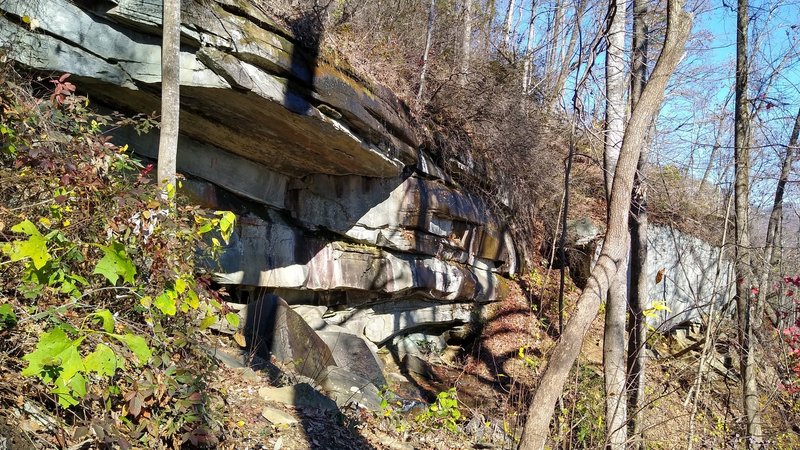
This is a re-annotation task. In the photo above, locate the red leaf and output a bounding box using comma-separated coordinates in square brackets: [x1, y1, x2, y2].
[58, 73, 71, 82]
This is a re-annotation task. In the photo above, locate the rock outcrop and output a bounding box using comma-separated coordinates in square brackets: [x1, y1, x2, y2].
[645, 225, 733, 330]
[0, 0, 516, 406]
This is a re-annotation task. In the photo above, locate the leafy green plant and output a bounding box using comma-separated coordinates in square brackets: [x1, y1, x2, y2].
[415, 388, 462, 433]
[378, 388, 409, 432]
[0, 69, 239, 446]
[21, 315, 151, 407]
[0, 304, 17, 330]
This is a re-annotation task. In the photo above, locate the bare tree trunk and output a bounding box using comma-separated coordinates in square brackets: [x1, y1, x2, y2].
[417, 0, 436, 103]
[603, 0, 625, 199]
[733, 0, 762, 444]
[549, 0, 587, 108]
[602, 0, 628, 446]
[605, 270, 629, 449]
[699, 91, 734, 189]
[518, 1, 692, 447]
[755, 106, 800, 322]
[460, 0, 473, 87]
[686, 194, 734, 450]
[626, 0, 650, 444]
[503, 0, 517, 49]
[522, 0, 536, 95]
[545, 0, 563, 89]
[157, 0, 181, 190]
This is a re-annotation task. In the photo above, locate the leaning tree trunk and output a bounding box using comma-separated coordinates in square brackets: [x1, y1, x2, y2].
[756, 106, 800, 323]
[157, 0, 181, 190]
[699, 91, 734, 190]
[733, 0, 762, 444]
[550, 0, 588, 108]
[626, 0, 650, 445]
[602, 0, 628, 445]
[518, 1, 692, 448]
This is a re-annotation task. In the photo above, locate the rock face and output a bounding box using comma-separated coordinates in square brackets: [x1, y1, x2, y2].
[573, 222, 734, 331]
[0, 0, 418, 178]
[0, 0, 515, 401]
[645, 225, 734, 330]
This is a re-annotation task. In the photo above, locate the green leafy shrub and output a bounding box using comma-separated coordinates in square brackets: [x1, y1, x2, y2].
[0, 67, 238, 447]
[415, 388, 463, 433]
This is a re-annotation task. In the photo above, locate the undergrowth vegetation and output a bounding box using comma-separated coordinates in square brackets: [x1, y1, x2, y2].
[0, 67, 239, 448]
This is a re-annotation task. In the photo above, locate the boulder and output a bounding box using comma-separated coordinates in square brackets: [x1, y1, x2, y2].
[316, 331, 386, 387]
[318, 367, 382, 410]
[645, 225, 733, 330]
[0, 0, 526, 402]
[243, 295, 334, 381]
[557, 217, 602, 288]
[390, 333, 447, 360]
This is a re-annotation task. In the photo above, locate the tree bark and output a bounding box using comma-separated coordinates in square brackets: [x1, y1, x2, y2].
[503, 0, 517, 49]
[417, 0, 436, 103]
[756, 106, 800, 322]
[157, 0, 181, 190]
[626, 0, 650, 444]
[603, 0, 625, 199]
[699, 91, 734, 190]
[522, 0, 536, 95]
[518, 1, 692, 448]
[604, 266, 628, 449]
[460, 0, 472, 87]
[549, 0, 588, 108]
[602, 0, 628, 446]
[733, 0, 762, 444]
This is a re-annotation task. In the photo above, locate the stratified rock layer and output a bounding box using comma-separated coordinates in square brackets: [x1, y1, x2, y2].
[0, 0, 516, 395]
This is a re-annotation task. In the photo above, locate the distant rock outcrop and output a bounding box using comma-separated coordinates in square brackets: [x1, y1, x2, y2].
[0, 0, 516, 402]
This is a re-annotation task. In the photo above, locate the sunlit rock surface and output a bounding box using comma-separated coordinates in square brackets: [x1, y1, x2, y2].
[0, 0, 517, 395]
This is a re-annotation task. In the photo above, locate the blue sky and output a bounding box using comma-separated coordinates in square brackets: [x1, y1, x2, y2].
[652, 0, 800, 204]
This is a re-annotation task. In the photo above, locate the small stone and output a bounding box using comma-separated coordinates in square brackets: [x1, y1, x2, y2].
[258, 383, 339, 411]
[261, 407, 298, 425]
[240, 368, 260, 382]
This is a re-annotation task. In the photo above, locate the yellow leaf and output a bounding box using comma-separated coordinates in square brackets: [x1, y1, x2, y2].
[22, 15, 31, 24]
[185, 290, 200, 309]
[233, 332, 247, 348]
[199, 314, 217, 330]
[140, 296, 152, 309]
[38, 217, 51, 228]
[175, 277, 187, 294]
[62, 219, 71, 227]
